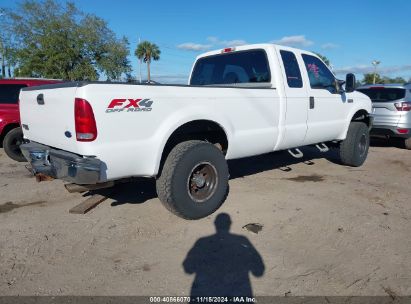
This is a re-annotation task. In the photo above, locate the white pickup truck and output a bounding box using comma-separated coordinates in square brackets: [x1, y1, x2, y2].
[19, 44, 373, 219]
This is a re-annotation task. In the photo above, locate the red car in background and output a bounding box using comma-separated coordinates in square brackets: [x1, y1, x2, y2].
[0, 78, 61, 161]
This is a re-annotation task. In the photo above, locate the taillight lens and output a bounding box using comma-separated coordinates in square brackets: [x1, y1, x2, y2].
[397, 128, 409, 134]
[394, 102, 411, 111]
[74, 98, 97, 141]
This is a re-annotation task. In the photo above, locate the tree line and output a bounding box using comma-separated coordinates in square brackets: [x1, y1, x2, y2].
[361, 73, 409, 85]
[0, 0, 160, 82]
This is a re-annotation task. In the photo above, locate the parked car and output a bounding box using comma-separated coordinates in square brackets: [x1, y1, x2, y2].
[19, 44, 372, 219]
[357, 83, 411, 149]
[0, 78, 61, 161]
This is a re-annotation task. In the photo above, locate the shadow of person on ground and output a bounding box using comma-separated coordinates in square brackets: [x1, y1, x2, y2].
[183, 213, 265, 297]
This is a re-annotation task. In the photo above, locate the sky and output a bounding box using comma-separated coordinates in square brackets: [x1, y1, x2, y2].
[2, 0, 411, 83]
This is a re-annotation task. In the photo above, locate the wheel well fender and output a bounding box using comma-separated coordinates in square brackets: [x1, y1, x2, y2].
[155, 119, 229, 176]
[339, 109, 372, 140]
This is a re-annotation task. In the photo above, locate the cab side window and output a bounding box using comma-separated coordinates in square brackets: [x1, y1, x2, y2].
[280, 50, 303, 88]
[302, 54, 336, 93]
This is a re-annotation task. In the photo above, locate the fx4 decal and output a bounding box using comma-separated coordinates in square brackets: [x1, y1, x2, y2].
[106, 98, 153, 113]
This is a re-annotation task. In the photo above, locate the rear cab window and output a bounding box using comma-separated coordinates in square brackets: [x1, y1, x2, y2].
[0, 84, 28, 104]
[190, 49, 271, 85]
[357, 88, 406, 102]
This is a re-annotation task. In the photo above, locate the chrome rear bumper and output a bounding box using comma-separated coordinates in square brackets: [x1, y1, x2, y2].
[20, 142, 102, 184]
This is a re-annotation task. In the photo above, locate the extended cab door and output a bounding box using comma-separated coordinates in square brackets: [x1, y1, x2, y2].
[300, 54, 348, 145]
[276, 49, 308, 149]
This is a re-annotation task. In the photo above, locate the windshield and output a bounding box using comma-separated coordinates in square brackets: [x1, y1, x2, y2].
[357, 88, 406, 102]
[190, 50, 271, 85]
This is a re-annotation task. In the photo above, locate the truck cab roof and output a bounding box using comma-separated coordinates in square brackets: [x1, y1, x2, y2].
[196, 43, 318, 60]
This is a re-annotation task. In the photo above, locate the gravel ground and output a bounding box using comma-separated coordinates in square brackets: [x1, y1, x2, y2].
[0, 140, 410, 296]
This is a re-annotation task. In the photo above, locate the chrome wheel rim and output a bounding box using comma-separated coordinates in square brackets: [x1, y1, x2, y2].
[187, 162, 218, 203]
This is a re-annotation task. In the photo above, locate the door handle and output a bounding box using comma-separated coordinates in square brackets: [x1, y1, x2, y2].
[309, 96, 315, 109]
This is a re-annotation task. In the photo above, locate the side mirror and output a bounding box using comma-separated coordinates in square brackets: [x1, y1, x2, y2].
[345, 73, 356, 93]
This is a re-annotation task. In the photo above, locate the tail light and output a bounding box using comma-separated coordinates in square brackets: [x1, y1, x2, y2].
[74, 98, 97, 141]
[394, 102, 411, 111]
[397, 128, 409, 134]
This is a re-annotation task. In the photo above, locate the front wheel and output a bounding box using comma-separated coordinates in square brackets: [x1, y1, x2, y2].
[156, 140, 229, 220]
[339, 122, 370, 167]
[3, 127, 27, 162]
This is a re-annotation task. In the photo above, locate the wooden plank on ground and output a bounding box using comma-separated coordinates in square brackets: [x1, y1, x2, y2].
[69, 194, 108, 214]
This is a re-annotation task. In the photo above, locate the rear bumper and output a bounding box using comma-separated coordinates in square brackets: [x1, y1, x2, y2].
[371, 125, 411, 139]
[20, 142, 103, 184]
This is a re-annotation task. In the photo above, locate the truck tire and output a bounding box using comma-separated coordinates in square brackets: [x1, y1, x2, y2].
[404, 138, 411, 150]
[339, 122, 369, 167]
[156, 140, 229, 219]
[3, 127, 27, 162]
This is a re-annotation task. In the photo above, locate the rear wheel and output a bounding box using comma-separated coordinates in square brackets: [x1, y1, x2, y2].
[339, 122, 370, 167]
[156, 140, 229, 220]
[3, 127, 26, 162]
[404, 138, 411, 150]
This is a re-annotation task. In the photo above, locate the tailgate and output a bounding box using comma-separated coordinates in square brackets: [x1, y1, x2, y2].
[19, 85, 79, 153]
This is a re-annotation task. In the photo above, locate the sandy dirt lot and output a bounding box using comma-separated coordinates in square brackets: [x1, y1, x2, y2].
[0, 140, 410, 297]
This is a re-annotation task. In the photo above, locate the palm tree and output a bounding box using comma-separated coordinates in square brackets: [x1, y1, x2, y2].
[135, 41, 160, 82]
